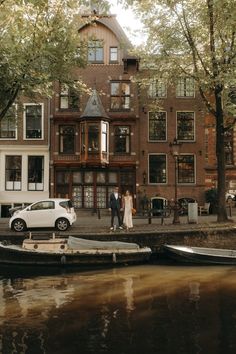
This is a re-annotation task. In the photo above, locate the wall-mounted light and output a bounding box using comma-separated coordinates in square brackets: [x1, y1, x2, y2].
[143, 171, 147, 185]
[142, 150, 145, 156]
[142, 106, 147, 114]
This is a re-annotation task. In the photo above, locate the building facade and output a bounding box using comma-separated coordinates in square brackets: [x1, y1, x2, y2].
[49, 15, 207, 211]
[1, 13, 234, 217]
[0, 97, 50, 217]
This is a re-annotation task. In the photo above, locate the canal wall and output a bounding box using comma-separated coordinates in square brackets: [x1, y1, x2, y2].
[3, 227, 236, 257]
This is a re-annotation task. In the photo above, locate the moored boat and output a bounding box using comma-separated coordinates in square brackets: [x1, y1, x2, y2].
[0, 234, 152, 267]
[163, 244, 236, 265]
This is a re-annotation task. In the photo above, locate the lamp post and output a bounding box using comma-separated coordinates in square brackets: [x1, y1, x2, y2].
[169, 138, 182, 224]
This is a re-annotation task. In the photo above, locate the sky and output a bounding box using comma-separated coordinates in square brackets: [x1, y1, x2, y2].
[108, 0, 144, 45]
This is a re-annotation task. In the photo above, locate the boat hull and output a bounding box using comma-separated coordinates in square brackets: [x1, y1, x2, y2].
[0, 243, 151, 267]
[163, 244, 236, 265]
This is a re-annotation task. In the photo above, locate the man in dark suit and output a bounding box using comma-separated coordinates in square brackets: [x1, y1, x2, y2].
[109, 186, 123, 230]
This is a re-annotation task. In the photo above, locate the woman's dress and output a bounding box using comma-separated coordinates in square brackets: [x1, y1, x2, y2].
[123, 196, 133, 228]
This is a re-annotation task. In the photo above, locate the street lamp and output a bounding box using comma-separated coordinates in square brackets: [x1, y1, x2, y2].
[169, 138, 182, 224]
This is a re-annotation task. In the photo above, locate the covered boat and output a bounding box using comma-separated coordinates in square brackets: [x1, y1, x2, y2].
[0, 234, 151, 267]
[163, 244, 236, 265]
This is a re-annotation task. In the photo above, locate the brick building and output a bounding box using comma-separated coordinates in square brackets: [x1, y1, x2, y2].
[49, 14, 208, 211]
[2, 13, 233, 217]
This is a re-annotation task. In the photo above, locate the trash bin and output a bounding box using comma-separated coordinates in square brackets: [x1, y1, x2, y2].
[188, 202, 198, 223]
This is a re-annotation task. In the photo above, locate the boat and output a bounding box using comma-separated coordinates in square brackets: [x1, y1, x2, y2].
[0, 234, 152, 267]
[163, 244, 236, 265]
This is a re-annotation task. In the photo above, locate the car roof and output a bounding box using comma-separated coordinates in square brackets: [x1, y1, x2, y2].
[31, 198, 70, 203]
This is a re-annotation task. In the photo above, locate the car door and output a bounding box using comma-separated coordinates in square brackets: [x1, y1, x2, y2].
[25, 201, 55, 228]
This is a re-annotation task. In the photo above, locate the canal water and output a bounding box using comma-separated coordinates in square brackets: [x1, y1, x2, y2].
[1, 264, 236, 354]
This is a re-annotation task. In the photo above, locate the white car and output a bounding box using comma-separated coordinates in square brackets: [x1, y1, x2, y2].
[9, 199, 77, 232]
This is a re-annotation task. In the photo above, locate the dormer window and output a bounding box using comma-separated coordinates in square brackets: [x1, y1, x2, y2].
[88, 40, 104, 63]
[110, 47, 118, 63]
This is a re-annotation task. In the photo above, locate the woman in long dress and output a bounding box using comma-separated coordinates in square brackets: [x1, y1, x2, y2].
[123, 190, 133, 230]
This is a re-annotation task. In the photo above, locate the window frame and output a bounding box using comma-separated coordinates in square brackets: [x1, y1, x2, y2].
[148, 154, 167, 184]
[176, 77, 195, 97]
[59, 83, 79, 111]
[114, 126, 131, 155]
[28, 156, 44, 191]
[109, 47, 118, 63]
[148, 79, 167, 98]
[177, 154, 195, 184]
[176, 111, 195, 141]
[88, 40, 104, 63]
[23, 103, 43, 140]
[148, 111, 167, 141]
[59, 125, 76, 154]
[110, 81, 131, 111]
[5, 155, 22, 191]
[0, 104, 17, 140]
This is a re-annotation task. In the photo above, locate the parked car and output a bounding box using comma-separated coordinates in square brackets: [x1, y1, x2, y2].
[9, 199, 77, 232]
[178, 197, 197, 215]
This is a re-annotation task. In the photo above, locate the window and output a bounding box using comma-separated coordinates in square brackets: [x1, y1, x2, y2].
[5, 156, 21, 190]
[24, 104, 42, 139]
[149, 155, 167, 183]
[149, 112, 167, 141]
[177, 112, 195, 141]
[88, 40, 103, 63]
[0, 105, 17, 139]
[88, 125, 99, 153]
[60, 84, 79, 110]
[28, 156, 44, 191]
[148, 79, 166, 98]
[176, 77, 195, 97]
[114, 126, 130, 154]
[31, 201, 54, 210]
[110, 81, 130, 110]
[59, 126, 75, 154]
[178, 155, 195, 183]
[102, 122, 108, 152]
[225, 130, 233, 165]
[110, 47, 118, 62]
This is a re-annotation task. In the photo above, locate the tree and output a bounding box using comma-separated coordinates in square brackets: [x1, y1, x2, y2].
[121, 0, 236, 222]
[0, 0, 110, 120]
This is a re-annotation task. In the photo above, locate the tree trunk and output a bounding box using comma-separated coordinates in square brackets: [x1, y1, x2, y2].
[215, 88, 228, 222]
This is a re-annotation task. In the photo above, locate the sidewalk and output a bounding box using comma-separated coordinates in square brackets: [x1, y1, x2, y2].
[0, 209, 235, 236]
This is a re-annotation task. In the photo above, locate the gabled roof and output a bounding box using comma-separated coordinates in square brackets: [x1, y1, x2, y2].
[80, 89, 109, 119]
[80, 15, 132, 55]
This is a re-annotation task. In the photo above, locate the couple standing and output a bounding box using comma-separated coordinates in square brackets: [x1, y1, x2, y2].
[109, 186, 133, 231]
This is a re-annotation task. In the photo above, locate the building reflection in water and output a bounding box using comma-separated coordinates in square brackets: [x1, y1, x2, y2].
[0, 265, 236, 353]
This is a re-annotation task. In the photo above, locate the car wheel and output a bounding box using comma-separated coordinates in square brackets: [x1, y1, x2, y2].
[12, 219, 26, 232]
[55, 218, 69, 231]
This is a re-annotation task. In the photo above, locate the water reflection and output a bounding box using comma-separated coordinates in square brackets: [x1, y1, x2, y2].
[1, 265, 236, 353]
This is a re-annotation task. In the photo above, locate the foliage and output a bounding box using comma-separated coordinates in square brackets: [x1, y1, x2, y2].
[121, 0, 236, 222]
[0, 0, 109, 120]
